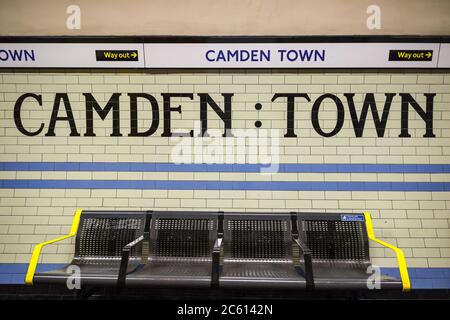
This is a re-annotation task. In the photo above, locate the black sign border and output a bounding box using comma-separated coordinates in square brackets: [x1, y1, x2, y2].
[0, 35, 449, 43]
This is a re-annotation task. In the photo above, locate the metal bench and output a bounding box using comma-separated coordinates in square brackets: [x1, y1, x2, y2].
[25, 210, 147, 286]
[216, 212, 313, 289]
[25, 209, 409, 292]
[296, 212, 410, 291]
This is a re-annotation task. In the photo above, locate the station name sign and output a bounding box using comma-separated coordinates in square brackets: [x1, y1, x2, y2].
[13, 92, 436, 139]
[0, 42, 449, 68]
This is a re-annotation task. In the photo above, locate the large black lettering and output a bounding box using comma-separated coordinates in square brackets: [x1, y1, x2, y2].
[84, 93, 122, 137]
[271, 93, 311, 137]
[14, 93, 44, 136]
[198, 93, 233, 137]
[128, 93, 160, 137]
[345, 93, 396, 137]
[311, 94, 344, 137]
[160, 93, 194, 137]
[45, 93, 80, 136]
[399, 93, 435, 138]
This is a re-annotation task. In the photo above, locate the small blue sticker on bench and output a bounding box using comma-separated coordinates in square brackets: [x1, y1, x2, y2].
[340, 214, 364, 222]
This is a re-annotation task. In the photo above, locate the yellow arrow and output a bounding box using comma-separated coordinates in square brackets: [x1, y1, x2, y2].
[426, 52, 432, 58]
[131, 52, 137, 58]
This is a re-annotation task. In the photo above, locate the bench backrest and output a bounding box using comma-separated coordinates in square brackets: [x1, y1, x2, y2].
[74, 211, 147, 264]
[149, 211, 218, 262]
[296, 213, 370, 265]
[223, 213, 293, 263]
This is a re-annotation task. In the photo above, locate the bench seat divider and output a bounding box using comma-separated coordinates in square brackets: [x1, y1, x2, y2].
[118, 212, 153, 287]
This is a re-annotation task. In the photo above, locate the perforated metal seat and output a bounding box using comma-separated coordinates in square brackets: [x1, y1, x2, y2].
[218, 213, 307, 289]
[124, 212, 218, 287]
[33, 211, 146, 286]
[297, 213, 402, 290]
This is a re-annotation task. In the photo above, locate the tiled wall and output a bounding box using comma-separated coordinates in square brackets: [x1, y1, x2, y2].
[0, 69, 449, 268]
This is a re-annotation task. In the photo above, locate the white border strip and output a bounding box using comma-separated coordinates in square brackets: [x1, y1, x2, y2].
[0, 42, 447, 68]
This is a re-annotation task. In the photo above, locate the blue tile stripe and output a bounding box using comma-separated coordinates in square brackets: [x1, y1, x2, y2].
[1, 162, 450, 191]
[1, 179, 450, 191]
[0, 263, 65, 285]
[1, 264, 449, 289]
[1, 162, 450, 173]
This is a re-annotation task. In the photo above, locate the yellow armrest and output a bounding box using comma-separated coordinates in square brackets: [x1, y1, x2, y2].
[25, 209, 83, 285]
[364, 212, 411, 292]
